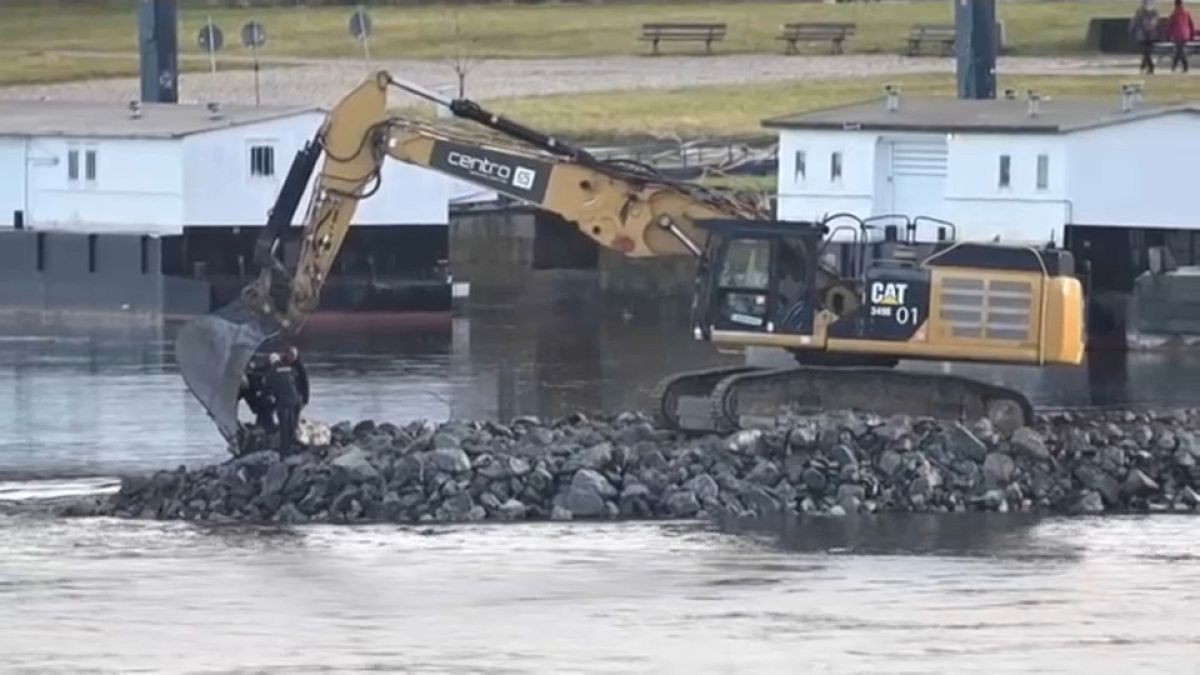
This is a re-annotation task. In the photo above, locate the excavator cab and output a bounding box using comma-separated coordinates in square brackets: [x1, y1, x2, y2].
[692, 219, 829, 342]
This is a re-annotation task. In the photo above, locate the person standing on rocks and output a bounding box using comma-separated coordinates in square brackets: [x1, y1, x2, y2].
[1167, 0, 1196, 72]
[1132, 0, 1160, 74]
[265, 350, 302, 452]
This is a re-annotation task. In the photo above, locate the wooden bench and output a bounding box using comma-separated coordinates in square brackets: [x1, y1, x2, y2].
[1152, 40, 1200, 66]
[777, 22, 857, 55]
[907, 24, 956, 56]
[639, 22, 727, 55]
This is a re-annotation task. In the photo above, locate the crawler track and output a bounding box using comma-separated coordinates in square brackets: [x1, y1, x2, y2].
[652, 365, 1035, 434]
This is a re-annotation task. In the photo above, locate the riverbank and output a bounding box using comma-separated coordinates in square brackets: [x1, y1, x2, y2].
[66, 406, 1200, 525]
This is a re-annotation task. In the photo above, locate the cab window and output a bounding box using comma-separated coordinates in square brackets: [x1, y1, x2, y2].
[718, 238, 771, 288]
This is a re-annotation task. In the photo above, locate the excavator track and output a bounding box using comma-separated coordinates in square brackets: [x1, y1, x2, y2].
[707, 366, 1035, 434]
[651, 365, 763, 433]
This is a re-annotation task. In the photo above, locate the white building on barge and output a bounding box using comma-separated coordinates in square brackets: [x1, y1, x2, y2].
[0, 99, 470, 317]
[762, 88, 1200, 345]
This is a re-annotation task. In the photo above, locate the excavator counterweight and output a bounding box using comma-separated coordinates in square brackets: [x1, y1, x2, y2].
[174, 70, 1085, 452]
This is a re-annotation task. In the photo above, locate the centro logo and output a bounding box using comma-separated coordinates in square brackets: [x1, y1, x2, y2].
[447, 151, 512, 182]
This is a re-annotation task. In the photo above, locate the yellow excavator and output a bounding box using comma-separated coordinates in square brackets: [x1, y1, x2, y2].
[174, 71, 1085, 450]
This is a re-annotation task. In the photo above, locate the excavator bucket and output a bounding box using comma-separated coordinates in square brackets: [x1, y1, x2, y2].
[174, 298, 283, 443]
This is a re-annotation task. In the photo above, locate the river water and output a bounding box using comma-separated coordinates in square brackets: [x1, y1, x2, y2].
[3, 301, 1200, 673]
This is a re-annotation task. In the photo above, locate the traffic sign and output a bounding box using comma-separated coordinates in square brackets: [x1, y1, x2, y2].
[198, 23, 224, 53]
[349, 7, 372, 40]
[241, 20, 266, 49]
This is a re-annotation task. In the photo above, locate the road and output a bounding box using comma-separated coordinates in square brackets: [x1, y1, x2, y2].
[0, 52, 1136, 106]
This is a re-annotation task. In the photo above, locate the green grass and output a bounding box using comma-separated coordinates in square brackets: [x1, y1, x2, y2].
[0, 0, 1132, 69]
[467, 73, 1200, 142]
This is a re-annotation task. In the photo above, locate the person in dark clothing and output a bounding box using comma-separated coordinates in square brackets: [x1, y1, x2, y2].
[1132, 0, 1160, 74]
[238, 356, 276, 432]
[266, 351, 302, 452]
[1167, 0, 1196, 71]
[286, 346, 310, 407]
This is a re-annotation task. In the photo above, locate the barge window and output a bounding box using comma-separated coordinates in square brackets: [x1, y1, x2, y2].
[998, 154, 1011, 188]
[830, 151, 843, 183]
[67, 149, 79, 181]
[250, 145, 275, 177]
[1036, 154, 1049, 190]
[794, 151, 806, 181]
[85, 150, 97, 181]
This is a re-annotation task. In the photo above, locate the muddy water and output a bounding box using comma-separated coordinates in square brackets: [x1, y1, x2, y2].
[4, 303, 1200, 672]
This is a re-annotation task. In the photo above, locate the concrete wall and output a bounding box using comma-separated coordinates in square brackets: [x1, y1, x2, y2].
[0, 230, 208, 318]
[1, 135, 184, 232]
[1068, 112, 1200, 229]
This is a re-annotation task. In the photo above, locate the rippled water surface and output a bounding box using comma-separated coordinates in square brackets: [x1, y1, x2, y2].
[2, 513, 1200, 673]
[4, 304, 1200, 672]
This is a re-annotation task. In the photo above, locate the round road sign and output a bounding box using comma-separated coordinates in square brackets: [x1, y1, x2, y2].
[198, 23, 224, 53]
[241, 20, 266, 49]
[349, 8, 372, 40]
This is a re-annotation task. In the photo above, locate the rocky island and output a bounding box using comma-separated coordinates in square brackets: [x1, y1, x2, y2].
[63, 406, 1200, 526]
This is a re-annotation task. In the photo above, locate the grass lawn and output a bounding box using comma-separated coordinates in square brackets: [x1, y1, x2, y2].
[0, 1, 1132, 71]
[468, 73, 1200, 143]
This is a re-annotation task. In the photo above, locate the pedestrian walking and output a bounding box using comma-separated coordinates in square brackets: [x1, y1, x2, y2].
[1132, 0, 1160, 73]
[1167, 0, 1196, 72]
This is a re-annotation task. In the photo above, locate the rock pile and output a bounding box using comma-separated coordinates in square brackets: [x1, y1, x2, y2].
[90, 408, 1200, 525]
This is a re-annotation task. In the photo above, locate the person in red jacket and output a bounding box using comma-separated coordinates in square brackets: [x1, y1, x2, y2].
[1167, 0, 1196, 71]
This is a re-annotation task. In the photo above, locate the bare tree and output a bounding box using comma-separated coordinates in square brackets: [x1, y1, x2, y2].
[446, 11, 481, 99]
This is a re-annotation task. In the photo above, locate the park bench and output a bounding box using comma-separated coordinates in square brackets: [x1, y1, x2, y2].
[777, 22, 857, 55]
[639, 22, 727, 55]
[907, 24, 956, 56]
[1152, 40, 1200, 66]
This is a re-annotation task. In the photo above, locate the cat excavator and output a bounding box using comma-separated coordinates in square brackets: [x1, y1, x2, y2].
[174, 70, 1086, 450]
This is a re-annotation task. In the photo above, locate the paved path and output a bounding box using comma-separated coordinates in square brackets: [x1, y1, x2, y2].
[0, 53, 1137, 106]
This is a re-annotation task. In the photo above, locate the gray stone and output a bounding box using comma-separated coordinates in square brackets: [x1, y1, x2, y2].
[727, 429, 763, 454]
[498, 498, 527, 520]
[829, 444, 858, 466]
[801, 467, 827, 493]
[1078, 490, 1105, 513]
[1121, 469, 1159, 497]
[838, 494, 862, 514]
[567, 442, 613, 472]
[261, 461, 289, 498]
[430, 447, 471, 474]
[479, 492, 503, 512]
[946, 423, 989, 462]
[836, 483, 865, 502]
[828, 504, 847, 517]
[440, 492, 475, 521]
[983, 452, 1016, 485]
[746, 460, 782, 486]
[563, 486, 608, 518]
[689, 474, 719, 503]
[787, 425, 817, 450]
[550, 505, 574, 521]
[506, 456, 532, 476]
[877, 450, 903, 477]
[1073, 463, 1120, 505]
[473, 453, 507, 480]
[466, 505, 487, 522]
[982, 489, 1007, 512]
[1175, 449, 1196, 468]
[431, 431, 460, 451]
[1180, 486, 1200, 508]
[665, 489, 701, 517]
[1011, 427, 1050, 461]
[331, 447, 381, 482]
[572, 469, 618, 499]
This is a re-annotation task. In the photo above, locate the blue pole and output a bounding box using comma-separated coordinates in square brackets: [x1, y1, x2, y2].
[139, 0, 179, 103]
[956, 0, 997, 100]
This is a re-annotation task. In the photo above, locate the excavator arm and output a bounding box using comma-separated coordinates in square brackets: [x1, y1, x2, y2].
[176, 70, 769, 443]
